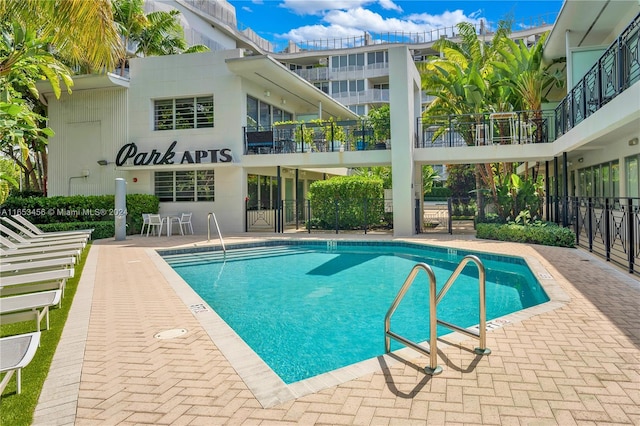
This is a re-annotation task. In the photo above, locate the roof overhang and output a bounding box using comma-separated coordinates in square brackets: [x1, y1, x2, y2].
[36, 73, 129, 105]
[226, 55, 359, 120]
[544, 1, 640, 60]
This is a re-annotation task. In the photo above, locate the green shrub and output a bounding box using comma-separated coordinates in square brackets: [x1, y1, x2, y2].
[308, 175, 384, 230]
[0, 194, 159, 235]
[424, 186, 452, 201]
[476, 222, 576, 247]
[39, 221, 114, 240]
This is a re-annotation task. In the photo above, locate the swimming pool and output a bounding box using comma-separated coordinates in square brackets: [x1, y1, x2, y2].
[162, 241, 548, 384]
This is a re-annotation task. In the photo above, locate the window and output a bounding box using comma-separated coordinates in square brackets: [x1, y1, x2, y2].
[154, 96, 214, 130]
[154, 170, 215, 202]
[367, 51, 388, 65]
[331, 79, 364, 95]
[246, 96, 291, 130]
[314, 81, 329, 94]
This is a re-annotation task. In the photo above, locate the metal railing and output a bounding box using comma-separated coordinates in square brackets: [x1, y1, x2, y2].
[207, 212, 226, 254]
[417, 110, 555, 148]
[384, 255, 489, 375]
[553, 196, 640, 275]
[554, 12, 640, 138]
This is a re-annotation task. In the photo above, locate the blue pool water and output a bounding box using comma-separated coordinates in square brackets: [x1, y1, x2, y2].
[162, 241, 548, 384]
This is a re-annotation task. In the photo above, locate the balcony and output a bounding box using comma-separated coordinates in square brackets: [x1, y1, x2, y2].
[417, 111, 555, 148]
[244, 120, 388, 155]
[554, 12, 640, 138]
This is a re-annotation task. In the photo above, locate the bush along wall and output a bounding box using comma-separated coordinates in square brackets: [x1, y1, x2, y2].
[308, 175, 385, 230]
[476, 222, 576, 248]
[0, 194, 159, 237]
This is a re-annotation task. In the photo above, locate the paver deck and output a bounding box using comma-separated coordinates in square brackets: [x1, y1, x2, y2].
[32, 233, 640, 425]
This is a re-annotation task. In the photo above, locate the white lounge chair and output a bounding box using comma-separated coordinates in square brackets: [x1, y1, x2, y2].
[0, 267, 74, 297]
[1, 257, 76, 275]
[0, 236, 85, 253]
[11, 214, 93, 237]
[1, 217, 90, 243]
[0, 225, 87, 248]
[0, 289, 62, 331]
[0, 249, 80, 263]
[0, 332, 41, 394]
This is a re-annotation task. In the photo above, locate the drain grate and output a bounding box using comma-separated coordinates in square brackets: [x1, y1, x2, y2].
[189, 303, 209, 314]
[154, 328, 188, 339]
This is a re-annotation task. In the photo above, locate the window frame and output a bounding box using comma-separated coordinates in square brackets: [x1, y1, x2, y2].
[154, 170, 215, 202]
[153, 96, 214, 131]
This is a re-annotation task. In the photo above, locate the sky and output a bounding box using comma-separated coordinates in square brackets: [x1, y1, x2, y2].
[231, 0, 564, 50]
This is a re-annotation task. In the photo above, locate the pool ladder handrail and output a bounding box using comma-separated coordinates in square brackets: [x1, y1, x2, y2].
[384, 254, 490, 375]
[207, 212, 226, 254]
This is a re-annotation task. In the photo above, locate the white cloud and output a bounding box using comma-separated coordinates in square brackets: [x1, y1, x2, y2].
[281, 0, 373, 16]
[276, 7, 483, 42]
[242, 6, 253, 13]
[378, 0, 402, 12]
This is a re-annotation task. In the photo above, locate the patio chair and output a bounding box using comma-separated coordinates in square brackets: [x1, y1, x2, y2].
[0, 224, 87, 248]
[0, 267, 74, 298]
[0, 236, 85, 254]
[0, 249, 80, 263]
[11, 214, 93, 237]
[0, 290, 62, 332]
[178, 213, 193, 235]
[146, 214, 165, 237]
[140, 213, 151, 235]
[0, 233, 86, 252]
[0, 332, 41, 394]
[1, 217, 89, 243]
[1, 257, 76, 275]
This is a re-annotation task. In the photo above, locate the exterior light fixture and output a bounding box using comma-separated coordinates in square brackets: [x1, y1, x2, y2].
[629, 137, 639, 146]
[97, 160, 111, 166]
[264, 90, 270, 97]
[578, 157, 584, 163]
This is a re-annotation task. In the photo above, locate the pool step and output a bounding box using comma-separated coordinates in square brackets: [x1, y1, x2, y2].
[162, 246, 314, 267]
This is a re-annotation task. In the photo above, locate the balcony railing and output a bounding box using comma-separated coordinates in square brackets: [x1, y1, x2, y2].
[244, 120, 388, 155]
[554, 12, 640, 138]
[416, 111, 555, 148]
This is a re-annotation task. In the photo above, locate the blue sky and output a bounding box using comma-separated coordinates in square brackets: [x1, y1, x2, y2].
[232, 1, 563, 49]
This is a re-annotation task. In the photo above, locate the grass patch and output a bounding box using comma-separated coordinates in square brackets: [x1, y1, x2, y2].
[0, 243, 91, 426]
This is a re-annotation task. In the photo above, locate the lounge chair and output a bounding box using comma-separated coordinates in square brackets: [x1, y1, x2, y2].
[0, 267, 74, 297]
[0, 289, 62, 331]
[0, 249, 80, 263]
[1, 257, 76, 275]
[0, 224, 87, 248]
[1, 217, 90, 243]
[0, 332, 41, 394]
[0, 236, 85, 253]
[11, 214, 93, 237]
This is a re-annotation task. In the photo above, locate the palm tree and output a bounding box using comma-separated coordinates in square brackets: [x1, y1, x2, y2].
[419, 21, 512, 211]
[113, 0, 209, 75]
[0, 0, 123, 73]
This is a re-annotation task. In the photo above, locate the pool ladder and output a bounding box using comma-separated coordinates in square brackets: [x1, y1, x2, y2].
[384, 255, 491, 375]
[207, 212, 226, 255]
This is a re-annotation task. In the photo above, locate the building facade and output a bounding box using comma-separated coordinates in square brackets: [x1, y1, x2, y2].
[39, 0, 640, 239]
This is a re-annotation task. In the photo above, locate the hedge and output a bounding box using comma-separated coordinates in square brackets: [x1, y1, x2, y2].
[0, 194, 159, 236]
[39, 221, 114, 240]
[476, 222, 576, 247]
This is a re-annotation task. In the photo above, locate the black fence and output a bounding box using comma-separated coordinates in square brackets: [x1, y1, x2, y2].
[548, 196, 640, 275]
[246, 198, 393, 234]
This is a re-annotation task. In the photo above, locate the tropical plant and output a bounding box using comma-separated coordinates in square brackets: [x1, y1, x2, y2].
[422, 165, 440, 196]
[0, 23, 71, 192]
[367, 105, 390, 143]
[0, 0, 123, 73]
[112, 0, 209, 75]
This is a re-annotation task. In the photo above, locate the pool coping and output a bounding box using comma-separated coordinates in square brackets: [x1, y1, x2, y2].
[148, 238, 570, 409]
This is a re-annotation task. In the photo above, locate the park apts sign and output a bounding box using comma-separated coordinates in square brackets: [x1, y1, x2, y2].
[115, 141, 232, 166]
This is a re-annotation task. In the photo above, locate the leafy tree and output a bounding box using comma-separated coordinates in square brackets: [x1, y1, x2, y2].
[0, 23, 71, 192]
[445, 164, 476, 197]
[422, 165, 440, 195]
[0, 0, 123, 73]
[112, 0, 209, 75]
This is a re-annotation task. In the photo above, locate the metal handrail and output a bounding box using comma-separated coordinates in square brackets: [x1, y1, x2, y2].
[384, 255, 490, 376]
[207, 212, 226, 254]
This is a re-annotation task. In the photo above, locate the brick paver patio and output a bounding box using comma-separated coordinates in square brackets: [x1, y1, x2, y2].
[32, 234, 640, 425]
